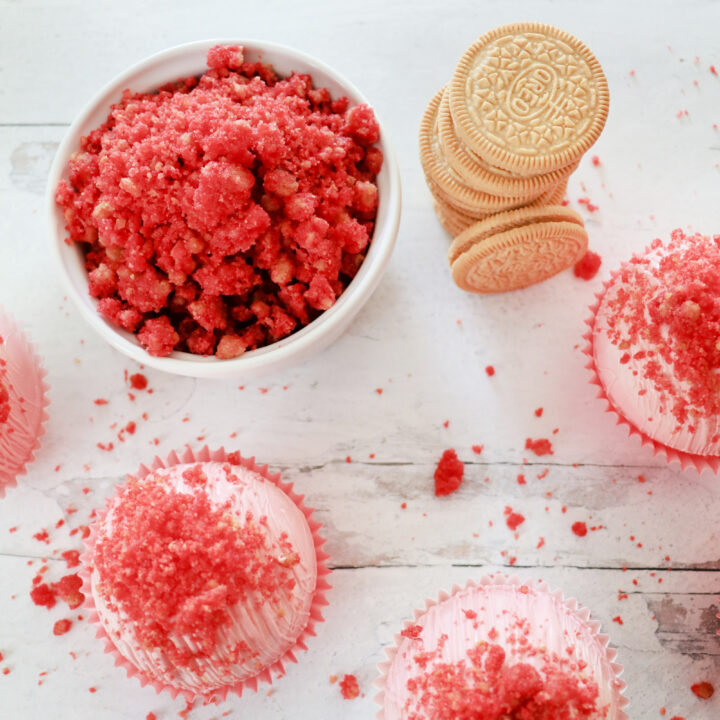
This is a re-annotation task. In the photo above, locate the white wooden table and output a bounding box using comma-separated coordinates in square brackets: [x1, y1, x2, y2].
[1, 1, 719, 718]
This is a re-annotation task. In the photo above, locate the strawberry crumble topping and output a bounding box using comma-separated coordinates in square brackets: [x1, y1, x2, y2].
[690, 681, 714, 699]
[93, 469, 299, 674]
[340, 673, 360, 700]
[574, 250, 602, 280]
[403, 641, 600, 719]
[56, 45, 382, 358]
[525, 438, 554, 456]
[128, 372, 148, 390]
[434, 449, 464, 496]
[88, 460, 319, 698]
[600, 230, 720, 428]
[505, 510, 525, 532]
[61, 550, 81, 568]
[30, 573, 84, 610]
[53, 619, 73, 636]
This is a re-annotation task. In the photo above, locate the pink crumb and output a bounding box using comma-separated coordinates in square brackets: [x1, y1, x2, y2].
[577, 197, 599, 212]
[33, 530, 50, 544]
[691, 681, 714, 699]
[128, 373, 148, 390]
[339, 674, 360, 700]
[505, 511, 525, 532]
[53, 619, 72, 636]
[525, 438, 554, 456]
[61, 550, 80, 569]
[434, 450, 464, 497]
[574, 251, 602, 280]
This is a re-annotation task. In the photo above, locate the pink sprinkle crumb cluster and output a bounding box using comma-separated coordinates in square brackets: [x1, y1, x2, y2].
[402, 637, 600, 719]
[93, 465, 299, 674]
[55, 45, 382, 358]
[603, 230, 720, 426]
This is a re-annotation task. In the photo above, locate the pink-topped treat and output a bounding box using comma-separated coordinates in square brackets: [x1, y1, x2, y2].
[591, 230, 720, 461]
[0, 310, 49, 498]
[83, 453, 328, 701]
[377, 577, 626, 719]
[55, 45, 382, 359]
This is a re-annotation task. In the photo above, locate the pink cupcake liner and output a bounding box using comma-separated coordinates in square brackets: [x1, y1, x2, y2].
[374, 573, 628, 720]
[583, 271, 720, 474]
[79, 445, 331, 705]
[0, 309, 50, 498]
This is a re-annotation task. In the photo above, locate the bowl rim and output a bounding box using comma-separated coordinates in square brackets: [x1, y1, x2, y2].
[47, 38, 401, 378]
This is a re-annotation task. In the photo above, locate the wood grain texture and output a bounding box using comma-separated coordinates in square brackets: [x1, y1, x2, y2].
[1, 0, 720, 718]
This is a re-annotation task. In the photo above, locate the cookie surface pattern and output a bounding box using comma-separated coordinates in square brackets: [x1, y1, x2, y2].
[450, 23, 609, 173]
[438, 90, 579, 197]
[451, 221, 588, 293]
[420, 89, 540, 213]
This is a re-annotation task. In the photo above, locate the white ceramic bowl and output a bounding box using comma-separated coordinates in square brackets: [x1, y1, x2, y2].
[47, 39, 401, 379]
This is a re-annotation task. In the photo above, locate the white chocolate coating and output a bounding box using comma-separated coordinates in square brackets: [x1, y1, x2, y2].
[384, 584, 621, 719]
[593, 262, 720, 456]
[91, 462, 317, 695]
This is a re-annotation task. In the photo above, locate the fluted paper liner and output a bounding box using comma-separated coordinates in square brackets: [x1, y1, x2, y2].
[374, 574, 628, 719]
[0, 309, 50, 497]
[79, 445, 331, 704]
[583, 267, 720, 474]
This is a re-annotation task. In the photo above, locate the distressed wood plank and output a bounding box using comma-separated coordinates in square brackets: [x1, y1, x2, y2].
[1, 1, 720, 719]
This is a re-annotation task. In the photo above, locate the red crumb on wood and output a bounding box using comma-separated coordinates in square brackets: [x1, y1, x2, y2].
[61, 551, 80, 569]
[525, 438, 553, 456]
[434, 450, 464, 497]
[33, 530, 50, 544]
[691, 681, 714, 699]
[339, 674, 360, 700]
[129, 373, 148, 390]
[53, 619, 73, 636]
[505, 509, 525, 532]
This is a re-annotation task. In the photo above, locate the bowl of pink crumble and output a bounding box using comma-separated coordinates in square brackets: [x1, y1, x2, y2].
[48, 40, 401, 378]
